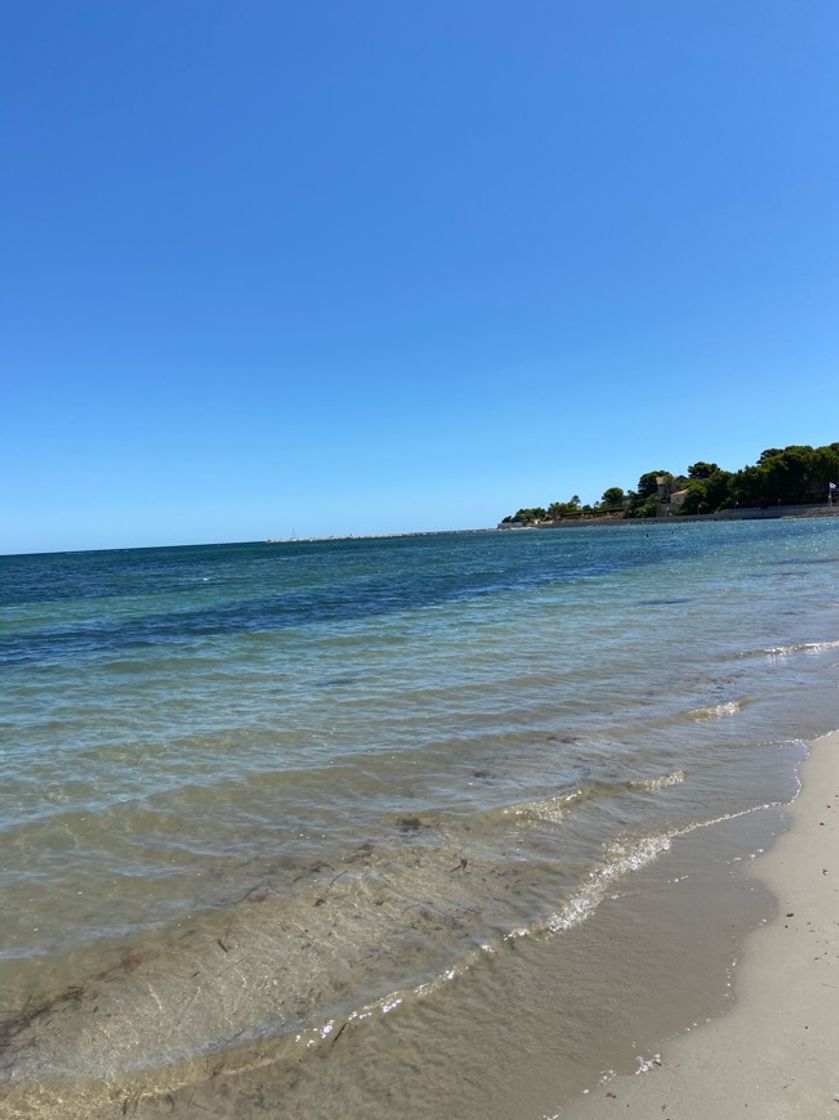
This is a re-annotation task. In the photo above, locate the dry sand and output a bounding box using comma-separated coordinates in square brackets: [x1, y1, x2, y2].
[562, 728, 839, 1119]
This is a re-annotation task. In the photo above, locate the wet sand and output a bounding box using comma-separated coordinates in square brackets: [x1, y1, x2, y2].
[564, 728, 839, 1119]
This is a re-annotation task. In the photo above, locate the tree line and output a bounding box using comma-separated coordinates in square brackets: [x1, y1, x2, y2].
[501, 443, 839, 525]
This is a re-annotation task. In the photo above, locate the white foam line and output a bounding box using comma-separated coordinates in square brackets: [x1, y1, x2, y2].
[742, 639, 839, 658]
[293, 794, 805, 1057]
[690, 700, 745, 720]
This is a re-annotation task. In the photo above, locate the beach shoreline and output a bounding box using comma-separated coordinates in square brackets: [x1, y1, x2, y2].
[4, 526, 839, 1120]
[3, 740, 834, 1120]
[562, 728, 839, 1119]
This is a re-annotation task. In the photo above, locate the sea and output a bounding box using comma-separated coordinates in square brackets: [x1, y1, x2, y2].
[2, 519, 839, 1119]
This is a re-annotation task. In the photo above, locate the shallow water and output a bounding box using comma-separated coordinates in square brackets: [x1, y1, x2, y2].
[2, 520, 838, 1113]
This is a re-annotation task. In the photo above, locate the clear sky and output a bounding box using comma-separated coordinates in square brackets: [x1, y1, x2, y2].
[3, 1, 838, 553]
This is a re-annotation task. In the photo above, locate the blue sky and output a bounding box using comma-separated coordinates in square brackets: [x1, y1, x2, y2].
[3, 1, 838, 553]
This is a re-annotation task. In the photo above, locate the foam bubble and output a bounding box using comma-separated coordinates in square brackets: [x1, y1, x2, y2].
[690, 699, 746, 720]
[629, 769, 686, 791]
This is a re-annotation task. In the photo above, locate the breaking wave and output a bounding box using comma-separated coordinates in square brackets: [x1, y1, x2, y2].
[741, 639, 839, 659]
[690, 699, 748, 720]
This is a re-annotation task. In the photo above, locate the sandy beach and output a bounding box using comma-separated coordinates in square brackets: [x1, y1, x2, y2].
[563, 728, 839, 1119]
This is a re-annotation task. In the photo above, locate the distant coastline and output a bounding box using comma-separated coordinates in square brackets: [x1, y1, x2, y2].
[499, 502, 839, 529]
[500, 442, 839, 527]
[263, 527, 496, 545]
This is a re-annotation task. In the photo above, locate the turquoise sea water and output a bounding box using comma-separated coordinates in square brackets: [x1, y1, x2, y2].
[2, 520, 839, 1108]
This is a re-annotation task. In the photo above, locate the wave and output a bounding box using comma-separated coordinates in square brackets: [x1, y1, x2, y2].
[0, 767, 689, 1089]
[628, 769, 686, 791]
[0, 824, 685, 1086]
[689, 699, 748, 721]
[543, 831, 675, 934]
[503, 770, 686, 824]
[0, 769, 792, 1120]
[739, 639, 839, 659]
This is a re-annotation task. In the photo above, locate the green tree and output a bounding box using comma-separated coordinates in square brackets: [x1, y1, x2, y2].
[510, 506, 548, 524]
[704, 469, 735, 510]
[687, 461, 719, 480]
[601, 486, 625, 510]
[633, 494, 661, 518]
[637, 470, 672, 500]
[678, 480, 708, 514]
[545, 497, 584, 520]
[731, 464, 765, 508]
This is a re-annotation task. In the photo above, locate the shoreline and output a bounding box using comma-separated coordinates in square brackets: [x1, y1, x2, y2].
[562, 728, 839, 1118]
[499, 504, 839, 530]
[3, 737, 831, 1119]
[5, 523, 839, 1119]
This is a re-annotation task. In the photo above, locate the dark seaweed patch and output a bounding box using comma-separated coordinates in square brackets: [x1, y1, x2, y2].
[635, 597, 691, 606]
[769, 557, 836, 566]
[0, 984, 86, 1059]
[398, 816, 423, 833]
